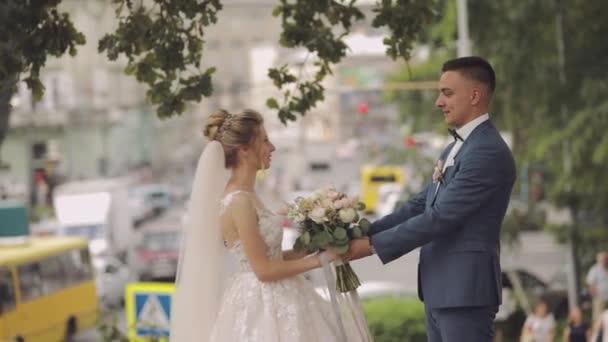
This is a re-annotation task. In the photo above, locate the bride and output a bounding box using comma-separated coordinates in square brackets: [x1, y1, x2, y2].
[170, 109, 372, 341]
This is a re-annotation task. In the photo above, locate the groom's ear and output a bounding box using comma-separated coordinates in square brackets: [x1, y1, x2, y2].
[470, 89, 482, 106]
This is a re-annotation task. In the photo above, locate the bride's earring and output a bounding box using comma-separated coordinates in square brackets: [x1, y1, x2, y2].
[258, 162, 267, 180]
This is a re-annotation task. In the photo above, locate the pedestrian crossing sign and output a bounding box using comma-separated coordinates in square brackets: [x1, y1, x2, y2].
[126, 282, 175, 341]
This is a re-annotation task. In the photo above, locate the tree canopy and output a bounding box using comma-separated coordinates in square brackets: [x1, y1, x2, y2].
[0, 0, 438, 152]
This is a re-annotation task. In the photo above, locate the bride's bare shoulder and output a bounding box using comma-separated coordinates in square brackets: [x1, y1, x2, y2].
[223, 191, 255, 214]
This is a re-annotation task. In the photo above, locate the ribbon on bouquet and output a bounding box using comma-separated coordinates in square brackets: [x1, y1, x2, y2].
[319, 254, 373, 342]
[320, 253, 348, 342]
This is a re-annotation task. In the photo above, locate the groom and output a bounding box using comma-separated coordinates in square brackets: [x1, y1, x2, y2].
[346, 56, 516, 342]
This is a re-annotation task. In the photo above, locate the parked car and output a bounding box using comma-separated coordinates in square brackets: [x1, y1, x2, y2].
[127, 193, 154, 227]
[131, 183, 174, 217]
[93, 256, 132, 308]
[375, 183, 405, 218]
[500, 268, 569, 319]
[134, 211, 182, 281]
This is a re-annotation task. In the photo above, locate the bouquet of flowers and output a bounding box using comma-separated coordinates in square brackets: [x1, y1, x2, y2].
[286, 186, 371, 292]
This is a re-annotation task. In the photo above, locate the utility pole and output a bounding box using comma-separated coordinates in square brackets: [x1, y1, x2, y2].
[554, 0, 579, 309]
[456, 0, 472, 57]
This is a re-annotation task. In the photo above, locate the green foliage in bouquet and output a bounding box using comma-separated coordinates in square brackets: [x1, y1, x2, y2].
[292, 215, 371, 255]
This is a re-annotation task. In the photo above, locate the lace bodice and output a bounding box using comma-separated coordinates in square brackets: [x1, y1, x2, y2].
[220, 191, 283, 272]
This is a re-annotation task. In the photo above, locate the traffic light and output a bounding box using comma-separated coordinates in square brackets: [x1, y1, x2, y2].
[405, 137, 416, 148]
[358, 102, 369, 115]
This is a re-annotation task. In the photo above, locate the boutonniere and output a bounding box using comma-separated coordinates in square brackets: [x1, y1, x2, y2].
[433, 160, 445, 185]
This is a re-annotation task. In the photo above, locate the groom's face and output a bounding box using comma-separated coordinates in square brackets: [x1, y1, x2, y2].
[435, 70, 475, 128]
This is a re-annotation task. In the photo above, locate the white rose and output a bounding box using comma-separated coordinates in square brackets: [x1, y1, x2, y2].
[333, 199, 344, 210]
[310, 207, 326, 224]
[322, 198, 333, 209]
[339, 208, 357, 223]
[311, 191, 322, 201]
[300, 198, 313, 210]
[295, 213, 306, 223]
[327, 190, 339, 200]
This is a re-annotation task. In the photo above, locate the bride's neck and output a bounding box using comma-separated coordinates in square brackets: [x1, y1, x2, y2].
[227, 163, 257, 192]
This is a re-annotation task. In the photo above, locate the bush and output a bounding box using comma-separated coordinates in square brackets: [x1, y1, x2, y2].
[363, 297, 427, 342]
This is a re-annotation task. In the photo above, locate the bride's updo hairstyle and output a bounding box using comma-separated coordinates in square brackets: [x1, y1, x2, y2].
[203, 109, 264, 168]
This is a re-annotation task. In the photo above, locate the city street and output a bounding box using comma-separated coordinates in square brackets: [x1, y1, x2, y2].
[74, 310, 126, 341]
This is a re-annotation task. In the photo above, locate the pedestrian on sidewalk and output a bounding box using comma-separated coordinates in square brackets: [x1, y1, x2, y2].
[520, 299, 556, 342]
[561, 306, 589, 342]
[587, 251, 608, 321]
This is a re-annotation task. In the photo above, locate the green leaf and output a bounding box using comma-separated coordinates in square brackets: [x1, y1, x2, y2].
[301, 231, 311, 245]
[312, 230, 333, 248]
[322, 230, 334, 244]
[311, 222, 323, 231]
[266, 98, 279, 109]
[358, 218, 371, 234]
[351, 227, 362, 239]
[124, 63, 137, 75]
[333, 227, 347, 240]
[333, 244, 349, 255]
[334, 236, 349, 246]
[25, 79, 45, 101]
[272, 6, 282, 17]
[308, 239, 319, 252]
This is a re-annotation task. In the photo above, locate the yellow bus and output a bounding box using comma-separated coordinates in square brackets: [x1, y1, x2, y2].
[0, 237, 98, 342]
[361, 166, 405, 213]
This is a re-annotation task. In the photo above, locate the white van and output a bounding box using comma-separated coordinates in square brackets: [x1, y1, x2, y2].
[53, 178, 134, 259]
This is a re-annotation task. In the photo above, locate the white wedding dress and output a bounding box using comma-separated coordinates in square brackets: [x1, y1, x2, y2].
[208, 191, 372, 342]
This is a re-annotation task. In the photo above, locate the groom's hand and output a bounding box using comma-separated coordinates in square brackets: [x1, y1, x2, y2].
[344, 238, 373, 262]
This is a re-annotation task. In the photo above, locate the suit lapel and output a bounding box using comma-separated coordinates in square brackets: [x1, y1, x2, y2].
[453, 120, 493, 160]
[429, 141, 457, 206]
[431, 120, 494, 205]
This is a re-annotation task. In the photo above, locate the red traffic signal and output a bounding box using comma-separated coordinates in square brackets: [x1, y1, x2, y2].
[405, 137, 416, 148]
[358, 103, 369, 115]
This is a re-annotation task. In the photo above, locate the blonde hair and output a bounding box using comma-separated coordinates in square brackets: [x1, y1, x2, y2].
[203, 109, 264, 168]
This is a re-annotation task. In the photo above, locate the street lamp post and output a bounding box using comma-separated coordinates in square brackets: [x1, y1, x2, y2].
[554, 0, 579, 309]
[456, 0, 472, 57]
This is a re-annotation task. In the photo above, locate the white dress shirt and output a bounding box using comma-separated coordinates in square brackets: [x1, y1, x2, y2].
[434, 113, 490, 196]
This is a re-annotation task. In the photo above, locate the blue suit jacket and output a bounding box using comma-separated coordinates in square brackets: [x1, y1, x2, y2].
[370, 120, 516, 309]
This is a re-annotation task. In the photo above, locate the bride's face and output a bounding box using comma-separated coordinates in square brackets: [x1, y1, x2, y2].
[251, 125, 275, 170]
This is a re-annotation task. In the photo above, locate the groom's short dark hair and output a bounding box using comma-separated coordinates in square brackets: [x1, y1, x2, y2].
[442, 56, 495, 93]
